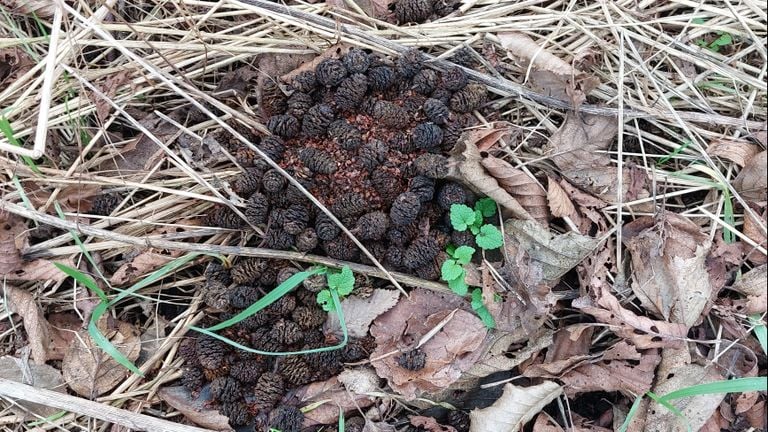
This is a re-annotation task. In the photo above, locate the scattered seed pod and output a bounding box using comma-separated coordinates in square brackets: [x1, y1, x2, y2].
[240, 312, 272, 331]
[371, 169, 405, 201]
[209, 376, 242, 403]
[447, 410, 471, 432]
[345, 417, 366, 432]
[343, 338, 373, 362]
[91, 193, 121, 216]
[231, 258, 268, 284]
[359, 241, 388, 266]
[441, 120, 463, 150]
[451, 229, 477, 249]
[268, 406, 304, 432]
[386, 130, 417, 154]
[282, 204, 311, 235]
[396, 348, 427, 370]
[266, 114, 300, 139]
[260, 80, 288, 117]
[205, 261, 232, 286]
[259, 266, 279, 286]
[278, 356, 314, 386]
[285, 91, 314, 119]
[328, 119, 364, 150]
[268, 319, 304, 345]
[412, 153, 449, 179]
[302, 273, 327, 293]
[323, 235, 360, 261]
[412, 69, 439, 94]
[291, 305, 327, 329]
[205, 206, 244, 229]
[356, 211, 389, 241]
[394, 0, 432, 23]
[343, 48, 371, 74]
[295, 228, 319, 252]
[257, 135, 286, 161]
[276, 267, 299, 286]
[335, 73, 368, 111]
[315, 58, 348, 86]
[244, 192, 270, 225]
[292, 71, 317, 93]
[232, 168, 263, 196]
[450, 82, 487, 113]
[330, 192, 367, 218]
[227, 285, 261, 309]
[315, 213, 341, 241]
[442, 66, 468, 91]
[262, 169, 287, 193]
[385, 245, 406, 268]
[178, 338, 198, 364]
[253, 372, 285, 411]
[264, 228, 295, 250]
[402, 94, 427, 116]
[423, 98, 450, 125]
[403, 236, 440, 270]
[431, 88, 452, 105]
[197, 337, 228, 371]
[409, 175, 436, 203]
[181, 366, 205, 391]
[234, 147, 259, 167]
[303, 347, 342, 374]
[433, 0, 460, 17]
[228, 358, 266, 383]
[437, 182, 468, 210]
[358, 139, 388, 170]
[302, 103, 336, 137]
[414, 253, 441, 280]
[411, 122, 444, 151]
[219, 401, 251, 426]
[266, 294, 297, 316]
[396, 49, 424, 79]
[373, 100, 409, 129]
[203, 279, 230, 310]
[284, 180, 313, 206]
[367, 66, 397, 91]
[390, 192, 422, 226]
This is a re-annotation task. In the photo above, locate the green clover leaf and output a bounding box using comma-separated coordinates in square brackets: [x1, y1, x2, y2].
[441, 259, 464, 282]
[471, 288, 495, 329]
[453, 246, 476, 265]
[327, 265, 355, 296]
[475, 198, 497, 218]
[448, 274, 469, 296]
[476, 224, 503, 250]
[450, 204, 476, 231]
[316, 289, 334, 312]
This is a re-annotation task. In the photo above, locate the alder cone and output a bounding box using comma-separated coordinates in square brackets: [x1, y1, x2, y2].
[181, 366, 205, 391]
[315, 213, 341, 241]
[450, 46, 478, 67]
[302, 103, 336, 137]
[396, 348, 427, 370]
[231, 257, 267, 284]
[262, 169, 287, 193]
[373, 100, 409, 129]
[412, 69, 439, 95]
[390, 192, 422, 226]
[260, 80, 288, 117]
[323, 235, 360, 261]
[356, 211, 389, 241]
[315, 58, 347, 86]
[302, 273, 327, 293]
[442, 66, 468, 91]
[385, 245, 406, 268]
[412, 153, 449, 179]
[437, 182, 468, 210]
[177, 338, 198, 364]
[266, 114, 300, 139]
[396, 49, 424, 79]
[197, 337, 228, 370]
[447, 410, 471, 432]
[286, 92, 313, 119]
[91, 193, 121, 216]
[346, 417, 366, 432]
[330, 192, 367, 218]
[409, 175, 436, 203]
[268, 406, 304, 432]
[269, 319, 304, 345]
[367, 66, 396, 91]
[219, 402, 251, 426]
[358, 139, 388, 170]
[295, 228, 319, 252]
[328, 119, 363, 150]
[411, 122, 444, 151]
[423, 98, 450, 125]
[245, 192, 270, 225]
[282, 204, 311, 235]
[334, 73, 368, 111]
[371, 169, 405, 202]
[292, 71, 317, 93]
[450, 83, 487, 113]
[265, 294, 297, 316]
[451, 229, 477, 249]
[205, 206, 244, 229]
[387, 223, 418, 246]
[232, 168, 263, 196]
[343, 48, 371, 74]
[276, 266, 299, 285]
[264, 228, 295, 250]
[403, 236, 440, 270]
[278, 356, 314, 386]
[291, 305, 327, 329]
[228, 358, 266, 383]
[227, 285, 261, 309]
[299, 147, 338, 174]
[209, 376, 242, 403]
[253, 372, 284, 411]
[257, 135, 286, 161]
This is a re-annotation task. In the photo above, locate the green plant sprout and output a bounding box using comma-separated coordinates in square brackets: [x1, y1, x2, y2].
[317, 265, 355, 312]
[441, 198, 504, 328]
[692, 18, 734, 53]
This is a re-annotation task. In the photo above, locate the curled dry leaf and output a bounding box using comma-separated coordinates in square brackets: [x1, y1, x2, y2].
[733, 150, 767, 203]
[212, 66, 256, 100]
[99, 112, 177, 173]
[327, 0, 392, 20]
[460, 330, 553, 383]
[469, 381, 562, 432]
[157, 386, 232, 431]
[623, 214, 712, 327]
[410, 416, 457, 432]
[324, 288, 400, 338]
[547, 177, 580, 225]
[370, 289, 487, 400]
[0, 356, 66, 418]
[3, 285, 51, 363]
[89, 70, 132, 122]
[278, 43, 351, 83]
[706, 139, 762, 167]
[730, 265, 766, 314]
[573, 284, 687, 349]
[110, 250, 175, 286]
[62, 320, 141, 397]
[451, 134, 533, 220]
[498, 32, 575, 76]
[10, 257, 77, 284]
[480, 155, 549, 224]
[338, 366, 380, 394]
[295, 375, 375, 426]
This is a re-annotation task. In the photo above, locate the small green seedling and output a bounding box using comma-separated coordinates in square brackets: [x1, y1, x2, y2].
[441, 198, 504, 328]
[317, 265, 355, 312]
[692, 18, 734, 53]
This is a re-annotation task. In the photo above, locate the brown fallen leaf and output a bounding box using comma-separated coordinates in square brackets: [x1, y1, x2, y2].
[730, 265, 766, 314]
[324, 288, 400, 338]
[0, 212, 28, 277]
[3, 285, 51, 363]
[469, 381, 562, 432]
[742, 203, 767, 265]
[46, 311, 82, 361]
[451, 135, 534, 220]
[459, 330, 554, 383]
[546, 325, 594, 362]
[10, 257, 77, 283]
[110, 250, 175, 286]
[278, 44, 350, 84]
[89, 70, 132, 122]
[370, 289, 487, 400]
[733, 150, 767, 202]
[479, 154, 549, 224]
[573, 284, 687, 349]
[623, 214, 712, 327]
[410, 416, 457, 432]
[0, 356, 66, 418]
[212, 66, 256, 100]
[62, 320, 141, 398]
[0, 47, 35, 85]
[706, 139, 762, 167]
[294, 375, 376, 426]
[98, 112, 177, 174]
[327, 0, 392, 20]
[158, 386, 232, 431]
[0, 0, 56, 18]
[744, 400, 766, 430]
[498, 32, 576, 76]
[547, 177, 581, 227]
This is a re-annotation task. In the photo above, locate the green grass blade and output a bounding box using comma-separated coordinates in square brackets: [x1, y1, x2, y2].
[53, 263, 106, 300]
[0, 116, 40, 173]
[88, 302, 143, 376]
[749, 314, 767, 355]
[646, 391, 691, 432]
[659, 377, 767, 402]
[26, 410, 68, 427]
[617, 394, 645, 432]
[338, 409, 344, 432]
[201, 267, 326, 332]
[54, 202, 111, 286]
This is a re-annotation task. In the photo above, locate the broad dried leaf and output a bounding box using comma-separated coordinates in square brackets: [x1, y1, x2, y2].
[327, 0, 392, 20]
[451, 135, 533, 220]
[706, 139, 762, 167]
[324, 288, 400, 338]
[742, 204, 767, 265]
[370, 289, 487, 399]
[555, 346, 660, 397]
[0, 47, 35, 85]
[460, 330, 553, 382]
[469, 381, 562, 432]
[498, 32, 575, 75]
[338, 367, 380, 394]
[212, 66, 256, 100]
[546, 325, 594, 361]
[295, 376, 376, 426]
[11, 257, 76, 283]
[730, 265, 766, 314]
[0, 356, 65, 417]
[733, 150, 767, 202]
[279, 44, 351, 83]
[410, 416, 457, 432]
[480, 155, 549, 224]
[0, 213, 28, 277]
[110, 250, 175, 286]
[62, 320, 141, 397]
[90, 70, 132, 122]
[503, 219, 601, 285]
[547, 177, 578, 221]
[0, 0, 56, 17]
[623, 214, 712, 327]
[3, 285, 51, 363]
[99, 113, 176, 173]
[573, 284, 687, 349]
[157, 386, 231, 431]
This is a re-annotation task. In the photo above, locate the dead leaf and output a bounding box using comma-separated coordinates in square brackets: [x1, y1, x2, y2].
[466, 125, 510, 152]
[0, 356, 66, 417]
[744, 400, 766, 430]
[479, 155, 549, 224]
[742, 203, 767, 265]
[546, 325, 594, 361]
[573, 284, 687, 349]
[554, 347, 660, 398]
[295, 376, 376, 426]
[158, 386, 232, 431]
[623, 214, 712, 327]
[62, 320, 141, 397]
[461, 330, 554, 382]
[327, 0, 392, 19]
[110, 250, 175, 286]
[529, 70, 601, 106]
[706, 139, 762, 167]
[3, 285, 51, 363]
[338, 367, 380, 394]
[324, 288, 400, 338]
[89, 70, 132, 122]
[46, 311, 82, 361]
[0, 47, 35, 85]
[730, 265, 766, 314]
[410, 416, 457, 432]
[498, 32, 575, 76]
[370, 289, 487, 400]
[278, 44, 349, 83]
[9, 257, 77, 283]
[138, 318, 167, 366]
[0, 213, 28, 277]
[547, 177, 580, 225]
[99, 112, 176, 174]
[0, 0, 56, 18]
[733, 150, 767, 202]
[469, 381, 562, 432]
[212, 66, 256, 100]
[451, 134, 534, 220]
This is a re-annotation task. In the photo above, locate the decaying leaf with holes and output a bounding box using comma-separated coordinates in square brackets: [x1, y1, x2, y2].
[469, 381, 562, 432]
